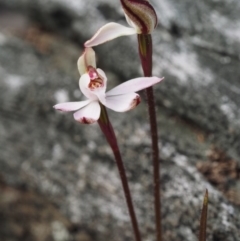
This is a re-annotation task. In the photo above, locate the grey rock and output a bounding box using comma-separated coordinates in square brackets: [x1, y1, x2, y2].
[0, 0, 240, 241]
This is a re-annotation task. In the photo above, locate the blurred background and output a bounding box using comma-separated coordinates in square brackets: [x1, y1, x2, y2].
[0, 0, 240, 240]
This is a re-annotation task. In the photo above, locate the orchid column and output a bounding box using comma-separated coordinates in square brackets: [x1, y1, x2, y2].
[54, 48, 163, 241]
[85, 0, 162, 240]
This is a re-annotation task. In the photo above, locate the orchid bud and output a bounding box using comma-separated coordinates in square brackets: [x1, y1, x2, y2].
[120, 0, 158, 34]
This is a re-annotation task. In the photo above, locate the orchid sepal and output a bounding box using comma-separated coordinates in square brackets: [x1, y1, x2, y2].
[107, 76, 164, 96]
[84, 22, 137, 48]
[53, 100, 91, 112]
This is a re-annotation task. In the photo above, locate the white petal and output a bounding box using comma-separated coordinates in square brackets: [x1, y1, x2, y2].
[73, 101, 101, 124]
[77, 48, 96, 76]
[84, 22, 137, 47]
[53, 100, 90, 112]
[102, 93, 140, 112]
[79, 70, 107, 100]
[106, 77, 164, 96]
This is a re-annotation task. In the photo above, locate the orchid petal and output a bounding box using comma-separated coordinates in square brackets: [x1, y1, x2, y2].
[53, 100, 90, 112]
[73, 101, 100, 124]
[79, 74, 97, 100]
[79, 69, 107, 100]
[84, 22, 137, 47]
[106, 77, 164, 96]
[102, 93, 140, 112]
[77, 48, 96, 76]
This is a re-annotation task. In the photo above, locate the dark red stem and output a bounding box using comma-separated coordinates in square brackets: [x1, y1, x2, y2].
[98, 104, 142, 241]
[137, 33, 162, 241]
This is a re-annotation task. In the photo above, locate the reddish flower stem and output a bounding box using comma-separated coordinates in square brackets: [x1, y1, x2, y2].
[137, 33, 162, 241]
[98, 104, 142, 241]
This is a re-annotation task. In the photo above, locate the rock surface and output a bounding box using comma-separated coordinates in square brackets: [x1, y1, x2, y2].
[0, 0, 240, 240]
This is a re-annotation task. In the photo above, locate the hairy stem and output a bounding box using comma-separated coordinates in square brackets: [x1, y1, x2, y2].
[98, 104, 142, 241]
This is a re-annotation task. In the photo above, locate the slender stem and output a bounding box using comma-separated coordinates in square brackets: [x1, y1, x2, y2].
[137, 34, 162, 241]
[199, 189, 208, 241]
[146, 86, 162, 241]
[98, 104, 142, 241]
[137, 34, 152, 77]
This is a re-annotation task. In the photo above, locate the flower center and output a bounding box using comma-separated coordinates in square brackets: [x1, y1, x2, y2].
[87, 66, 104, 90]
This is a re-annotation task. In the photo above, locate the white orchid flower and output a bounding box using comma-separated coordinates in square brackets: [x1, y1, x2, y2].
[85, 0, 157, 48]
[54, 48, 163, 124]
